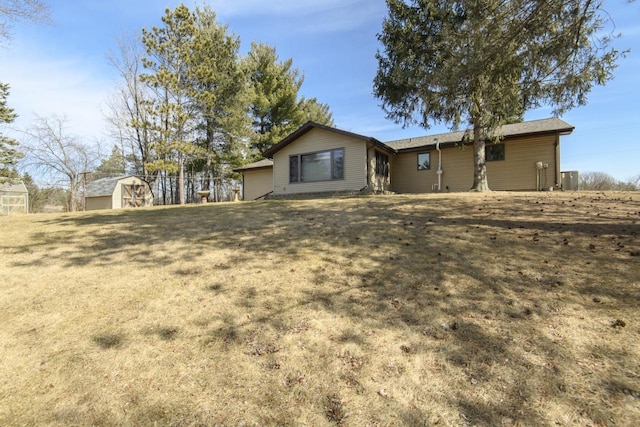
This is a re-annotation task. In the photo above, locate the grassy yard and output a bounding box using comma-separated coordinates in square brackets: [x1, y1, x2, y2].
[1, 192, 639, 426]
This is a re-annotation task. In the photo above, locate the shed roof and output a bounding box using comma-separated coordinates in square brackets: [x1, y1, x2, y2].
[233, 159, 274, 172]
[385, 118, 574, 152]
[86, 176, 146, 198]
[0, 181, 28, 193]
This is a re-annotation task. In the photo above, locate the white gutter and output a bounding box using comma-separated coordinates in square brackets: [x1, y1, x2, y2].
[435, 138, 442, 191]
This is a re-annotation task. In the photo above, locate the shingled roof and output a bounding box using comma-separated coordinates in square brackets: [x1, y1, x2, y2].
[86, 176, 135, 197]
[235, 118, 574, 170]
[262, 121, 393, 158]
[385, 118, 574, 152]
[233, 159, 274, 172]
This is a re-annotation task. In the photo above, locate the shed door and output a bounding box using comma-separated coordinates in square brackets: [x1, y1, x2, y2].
[122, 184, 146, 208]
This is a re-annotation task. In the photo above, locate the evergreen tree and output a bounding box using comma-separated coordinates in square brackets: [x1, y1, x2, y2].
[375, 0, 624, 191]
[141, 5, 250, 203]
[141, 5, 201, 205]
[0, 83, 22, 183]
[300, 96, 334, 125]
[95, 145, 127, 177]
[114, 5, 336, 203]
[187, 6, 249, 196]
[245, 43, 334, 157]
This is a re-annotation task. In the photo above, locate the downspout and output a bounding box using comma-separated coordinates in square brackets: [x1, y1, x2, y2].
[435, 138, 442, 191]
[241, 173, 245, 201]
[366, 144, 371, 190]
[272, 157, 276, 195]
[554, 134, 560, 188]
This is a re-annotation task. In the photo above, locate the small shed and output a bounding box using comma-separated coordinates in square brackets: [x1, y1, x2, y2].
[85, 176, 153, 211]
[0, 181, 29, 215]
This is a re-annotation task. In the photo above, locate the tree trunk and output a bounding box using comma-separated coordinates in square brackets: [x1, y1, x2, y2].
[470, 114, 491, 192]
[203, 119, 214, 192]
[178, 152, 185, 205]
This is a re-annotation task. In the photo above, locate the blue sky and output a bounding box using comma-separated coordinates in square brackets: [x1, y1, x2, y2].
[1, 0, 638, 181]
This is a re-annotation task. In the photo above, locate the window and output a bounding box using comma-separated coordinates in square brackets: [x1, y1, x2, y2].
[417, 153, 430, 170]
[486, 144, 505, 161]
[289, 156, 299, 182]
[289, 148, 344, 183]
[375, 151, 389, 177]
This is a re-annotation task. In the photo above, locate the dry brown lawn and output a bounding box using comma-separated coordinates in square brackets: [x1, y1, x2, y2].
[0, 192, 639, 426]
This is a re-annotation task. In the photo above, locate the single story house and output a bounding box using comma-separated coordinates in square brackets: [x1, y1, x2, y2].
[0, 181, 29, 215]
[234, 118, 574, 199]
[85, 175, 153, 211]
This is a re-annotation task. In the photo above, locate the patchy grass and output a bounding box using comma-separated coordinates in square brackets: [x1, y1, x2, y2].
[0, 192, 639, 426]
[92, 332, 125, 349]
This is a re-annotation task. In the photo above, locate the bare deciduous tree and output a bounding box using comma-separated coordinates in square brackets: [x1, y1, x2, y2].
[105, 34, 154, 181]
[579, 171, 640, 191]
[579, 171, 618, 190]
[20, 115, 99, 212]
[0, 0, 51, 44]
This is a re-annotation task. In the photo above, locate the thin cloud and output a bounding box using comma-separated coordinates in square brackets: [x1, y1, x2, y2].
[1, 42, 111, 141]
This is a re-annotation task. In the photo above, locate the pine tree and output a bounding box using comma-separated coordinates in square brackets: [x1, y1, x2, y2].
[186, 6, 249, 197]
[300, 96, 334, 126]
[141, 5, 251, 203]
[95, 145, 127, 177]
[375, 0, 624, 191]
[245, 43, 333, 157]
[0, 83, 22, 183]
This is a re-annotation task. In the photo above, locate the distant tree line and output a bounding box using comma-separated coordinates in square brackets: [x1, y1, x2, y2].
[579, 172, 640, 191]
[105, 4, 333, 205]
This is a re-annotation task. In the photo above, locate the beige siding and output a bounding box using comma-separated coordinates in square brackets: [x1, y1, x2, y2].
[485, 135, 557, 191]
[242, 168, 274, 200]
[272, 128, 367, 195]
[392, 134, 558, 192]
[392, 148, 457, 193]
[391, 150, 431, 193]
[85, 196, 112, 211]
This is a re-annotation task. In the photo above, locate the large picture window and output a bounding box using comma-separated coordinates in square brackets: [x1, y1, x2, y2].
[289, 148, 344, 183]
[417, 152, 430, 170]
[485, 144, 505, 161]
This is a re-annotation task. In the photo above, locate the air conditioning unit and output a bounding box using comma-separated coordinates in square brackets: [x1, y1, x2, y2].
[561, 171, 579, 191]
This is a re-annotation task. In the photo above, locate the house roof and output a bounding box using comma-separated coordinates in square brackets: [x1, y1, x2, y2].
[233, 159, 274, 172]
[0, 181, 28, 193]
[86, 176, 145, 198]
[262, 121, 393, 158]
[239, 118, 574, 170]
[385, 118, 574, 152]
